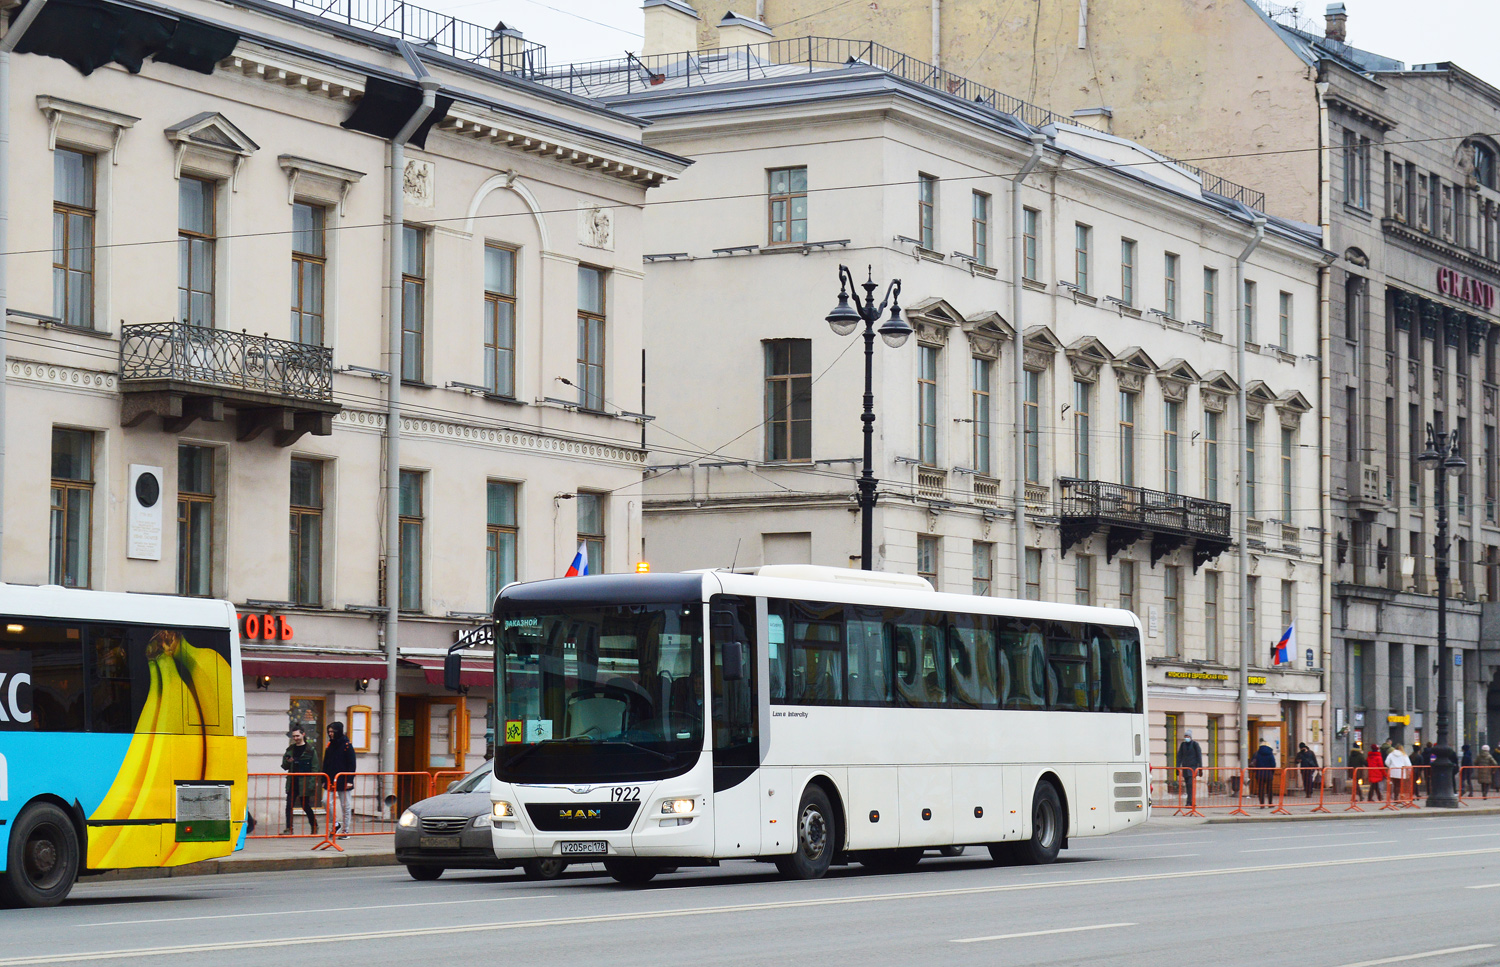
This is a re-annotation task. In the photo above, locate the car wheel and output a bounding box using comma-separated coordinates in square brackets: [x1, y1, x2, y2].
[523, 858, 566, 880]
[0, 802, 80, 908]
[603, 859, 657, 884]
[773, 785, 836, 880]
[406, 864, 444, 881]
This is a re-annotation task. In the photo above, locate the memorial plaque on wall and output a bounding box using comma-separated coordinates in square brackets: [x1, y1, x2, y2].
[127, 465, 163, 560]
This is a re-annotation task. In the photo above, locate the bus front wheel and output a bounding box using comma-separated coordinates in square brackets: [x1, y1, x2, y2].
[774, 785, 835, 880]
[1, 802, 80, 908]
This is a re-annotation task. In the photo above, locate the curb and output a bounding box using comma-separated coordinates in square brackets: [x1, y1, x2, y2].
[87, 851, 400, 882]
[1186, 805, 1500, 823]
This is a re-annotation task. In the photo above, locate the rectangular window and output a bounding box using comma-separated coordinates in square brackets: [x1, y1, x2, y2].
[1280, 580, 1296, 646]
[1073, 379, 1091, 478]
[1163, 565, 1181, 657]
[1349, 642, 1365, 707]
[53, 148, 95, 329]
[1246, 419, 1259, 517]
[1207, 717, 1222, 769]
[1023, 207, 1039, 280]
[1204, 410, 1220, 502]
[1281, 427, 1295, 521]
[50, 428, 94, 588]
[1165, 712, 1180, 768]
[1418, 172, 1431, 231]
[1163, 400, 1180, 494]
[1486, 424, 1496, 520]
[768, 167, 808, 244]
[1120, 559, 1136, 613]
[1458, 417, 1471, 517]
[972, 541, 992, 596]
[398, 470, 423, 611]
[1075, 555, 1093, 606]
[1247, 575, 1260, 665]
[178, 176, 215, 328]
[484, 244, 517, 397]
[1203, 267, 1218, 330]
[577, 266, 606, 410]
[577, 492, 605, 576]
[1390, 158, 1406, 221]
[972, 357, 992, 475]
[1164, 253, 1179, 319]
[1119, 390, 1136, 487]
[1278, 291, 1292, 351]
[401, 226, 425, 382]
[918, 173, 936, 249]
[1074, 223, 1091, 294]
[1346, 387, 1359, 464]
[765, 339, 813, 462]
[972, 191, 990, 266]
[1024, 548, 1042, 601]
[289, 458, 323, 607]
[1120, 238, 1136, 306]
[918, 345, 939, 466]
[487, 480, 519, 604]
[917, 535, 939, 589]
[177, 445, 214, 597]
[1343, 129, 1370, 209]
[1024, 369, 1040, 483]
[1204, 571, 1220, 662]
[1442, 183, 1454, 240]
[291, 202, 326, 346]
[1243, 279, 1257, 344]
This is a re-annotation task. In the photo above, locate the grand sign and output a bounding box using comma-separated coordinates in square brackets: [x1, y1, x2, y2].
[1436, 267, 1495, 310]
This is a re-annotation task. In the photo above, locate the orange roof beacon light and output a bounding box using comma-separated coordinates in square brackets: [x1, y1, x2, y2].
[636, 561, 651, 573]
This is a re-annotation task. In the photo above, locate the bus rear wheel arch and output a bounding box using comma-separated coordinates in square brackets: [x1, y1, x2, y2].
[989, 779, 1064, 866]
[1, 801, 81, 908]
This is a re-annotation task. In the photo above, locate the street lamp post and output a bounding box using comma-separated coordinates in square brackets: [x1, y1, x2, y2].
[1417, 421, 1464, 808]
[825, 265, 913, 570]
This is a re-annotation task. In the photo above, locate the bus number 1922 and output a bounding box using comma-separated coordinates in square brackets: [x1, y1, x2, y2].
[610, 786, 640, 802]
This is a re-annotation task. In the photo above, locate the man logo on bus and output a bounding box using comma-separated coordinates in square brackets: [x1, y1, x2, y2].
[558, 808, 602, 820]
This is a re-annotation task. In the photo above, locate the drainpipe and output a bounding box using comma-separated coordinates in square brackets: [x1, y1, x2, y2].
[931, 0, 941, 69]
[1011, 132, 1046, 596]
[0, 0, 51, 581]
[382, 42, 440, 779]
[1315, 80, 1335, 767]
[1236, 215, 1266, 768]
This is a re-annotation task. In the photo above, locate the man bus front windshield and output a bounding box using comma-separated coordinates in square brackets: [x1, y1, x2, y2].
[496, 602, 704, 782]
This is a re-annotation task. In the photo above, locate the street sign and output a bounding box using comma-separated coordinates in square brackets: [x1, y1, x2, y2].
[1305, 648, 1314, 667]
[1455, 653, 1463, 666]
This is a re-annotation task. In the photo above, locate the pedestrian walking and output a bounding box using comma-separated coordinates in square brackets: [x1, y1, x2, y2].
[323, 722, 357, 838]
[1251, 739, 1278, 807]
[1365, 743, 1386, 801]
[281, 728, 320, 835]
[1295, 742, 1320, 798]
[1385, 743, 1413, 803]
[1177, 730, 1203, 807]
[1460, 744, 1475, 797]
[1476, 745, 1497, 799]
[1349, 742, 1367, 801]
[1410, 743, 1426, 796]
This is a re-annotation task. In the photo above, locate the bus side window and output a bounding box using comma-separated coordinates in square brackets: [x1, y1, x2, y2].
[1046, 621, 1089, 712]
[87, 625, 151, 733]
[710, 595, 758, 757]
[1, 619, 85, 731]
[948, 614, 998, 709]
[999, 619, 1046, 710]
[788, 602, 844, 706]
[845, 606, 891, 705]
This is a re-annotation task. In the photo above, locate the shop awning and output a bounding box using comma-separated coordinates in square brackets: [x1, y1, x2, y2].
[400, 655, 493, 689]
[242, 652, 388, 681]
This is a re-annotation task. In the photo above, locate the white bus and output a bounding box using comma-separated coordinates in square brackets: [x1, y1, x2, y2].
[471, 565, 1146, 884]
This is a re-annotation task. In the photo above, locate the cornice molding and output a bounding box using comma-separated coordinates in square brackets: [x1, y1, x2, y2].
[333, 409, 645, 465]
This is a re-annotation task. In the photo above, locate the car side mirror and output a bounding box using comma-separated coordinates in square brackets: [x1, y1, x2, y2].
[446, 780, 460, 792]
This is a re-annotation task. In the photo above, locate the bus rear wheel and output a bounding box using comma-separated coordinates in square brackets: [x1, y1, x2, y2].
[1, 802, 80, 908]
[1016, 783, 1063, 865]
[774, 785, 835, 880]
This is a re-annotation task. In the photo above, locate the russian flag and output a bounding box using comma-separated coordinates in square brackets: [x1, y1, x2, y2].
[1271, 622, 1294, 665]
[564, 542, 589, 577]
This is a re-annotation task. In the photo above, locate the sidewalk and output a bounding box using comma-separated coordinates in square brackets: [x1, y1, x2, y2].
[1146, 802, 1500, 826]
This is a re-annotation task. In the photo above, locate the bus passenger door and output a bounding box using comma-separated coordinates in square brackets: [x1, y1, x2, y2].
[711, 595, 760, 857]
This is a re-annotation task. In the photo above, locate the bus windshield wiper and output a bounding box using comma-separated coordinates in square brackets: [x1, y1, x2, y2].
[598, 739, 674, 762]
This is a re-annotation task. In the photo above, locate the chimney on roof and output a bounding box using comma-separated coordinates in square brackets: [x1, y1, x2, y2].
[716, 10, 773, 49]
[642, 0, 701, 57]
[1324, 3, 1348, 43]
[490, 22, 531, 74]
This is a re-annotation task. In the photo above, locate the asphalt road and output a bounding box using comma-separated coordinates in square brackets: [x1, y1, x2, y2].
[5, 815, 1499, 967]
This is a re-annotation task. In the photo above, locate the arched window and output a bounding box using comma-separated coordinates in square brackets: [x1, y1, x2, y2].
[1470, 140, 1497, 190]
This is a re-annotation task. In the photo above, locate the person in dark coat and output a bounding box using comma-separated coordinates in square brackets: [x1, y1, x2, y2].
[1295, 742, 1320, 798]
[1349, 742, 1367, 800]
[323, 721, 358, 837]
[1460, 744, 1475, 797]
[1251, 740, 1278, 807]
[1176, 730, 1204, 806]
[281, 728, 320, 834]
[1410, 743, 1426, 796]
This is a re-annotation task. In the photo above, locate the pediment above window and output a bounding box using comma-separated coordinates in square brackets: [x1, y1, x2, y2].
[906, 298, 965, 347]
[1022, 325, 1062, 372]
[1156, 358, 1201, 402]
[279, 155, 365, 214]
[961, 311, 1011, 360]
[1065, 334, 1112, 383]
[166, 112, 258, 187]
[37, 96, 138, 159]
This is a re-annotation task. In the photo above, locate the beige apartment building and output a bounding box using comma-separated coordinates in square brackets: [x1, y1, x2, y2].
[546, 9, 1331, 768]
[2, 0, 684, 782]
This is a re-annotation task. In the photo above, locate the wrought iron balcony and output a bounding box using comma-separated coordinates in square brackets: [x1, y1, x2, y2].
[1059, 478, 1231, 569]
[119, 322, 339, 446]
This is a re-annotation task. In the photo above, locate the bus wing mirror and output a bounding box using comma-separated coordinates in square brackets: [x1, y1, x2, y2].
[722, 640, 745, 682]
[443, 652, 464, 692]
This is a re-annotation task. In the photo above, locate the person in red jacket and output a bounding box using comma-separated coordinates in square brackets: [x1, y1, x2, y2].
[1365, 743, 1387, 801]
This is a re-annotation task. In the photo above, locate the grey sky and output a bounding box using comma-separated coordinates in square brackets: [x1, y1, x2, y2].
[416, 0, 1500, 91]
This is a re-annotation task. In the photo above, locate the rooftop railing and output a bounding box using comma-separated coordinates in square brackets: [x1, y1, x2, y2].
[273, 0, 546, 75]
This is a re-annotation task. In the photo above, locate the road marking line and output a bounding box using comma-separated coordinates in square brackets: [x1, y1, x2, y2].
[1466, 883, 1500, 890]
[12, 846, 1500, 966]
[1075, 840, 1212, 851]
[1426, 833, 1499, 841]
[952, 922, 1135, 943]
[1142, 853, 1200, 860]
[1331, 944, 1495, 967]
[79, 894, 557, 927]
[1241, 840, 1395, 853]
[1246, 829, 1379, 841]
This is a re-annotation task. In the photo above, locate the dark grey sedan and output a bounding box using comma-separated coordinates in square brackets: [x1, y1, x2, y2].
[394, 761, 565, 882]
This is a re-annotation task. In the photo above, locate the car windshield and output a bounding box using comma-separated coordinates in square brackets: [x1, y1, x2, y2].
[450, 763, 494, 794]
[496, 602, 704, 782]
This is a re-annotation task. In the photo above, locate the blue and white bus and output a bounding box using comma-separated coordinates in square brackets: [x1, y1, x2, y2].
[0, 585, 247, 906]
[463, 565, 1147, 884]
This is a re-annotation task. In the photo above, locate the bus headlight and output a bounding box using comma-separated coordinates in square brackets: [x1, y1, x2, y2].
[661, 799, 695, 815]
[398, 810, 418, 828]
[492, 801, 514, 819]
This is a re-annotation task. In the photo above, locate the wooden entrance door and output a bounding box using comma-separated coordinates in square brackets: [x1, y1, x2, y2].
[394, 695, 470, 808]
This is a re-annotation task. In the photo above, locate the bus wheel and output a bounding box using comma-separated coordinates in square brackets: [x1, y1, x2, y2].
[406, 865, 444, 881]
[1016, 783, 1063, 865]
[603, 859, 657, 884]
[522, 858, 565, 880]
[1, 802, 80, 908]
[774, 785, 835, 880]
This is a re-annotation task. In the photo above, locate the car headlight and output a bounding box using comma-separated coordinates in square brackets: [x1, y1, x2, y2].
[473, 812, 493, 829]
[398, 810, 418, 828]
[661, 799, 695, 815]
[492, 801, 514, 819]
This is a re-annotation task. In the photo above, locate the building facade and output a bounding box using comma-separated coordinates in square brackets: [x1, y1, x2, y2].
[544, 15, 1329, 768]
[3, 0, 684, 778]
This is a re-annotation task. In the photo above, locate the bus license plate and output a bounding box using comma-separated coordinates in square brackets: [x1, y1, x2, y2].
[419, 836, 461, 850]
[559, 841, 608, 855]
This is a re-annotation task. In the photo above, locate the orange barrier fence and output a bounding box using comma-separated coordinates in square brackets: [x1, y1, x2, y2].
[1147, 764, 1489, 815]
[1458, 766, 1500, 801]
[248, 772, 328, 838]
[248, 771, 474, 846]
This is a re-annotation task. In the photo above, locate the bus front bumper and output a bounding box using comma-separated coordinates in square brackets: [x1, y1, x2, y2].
[490, 781, 714, 859]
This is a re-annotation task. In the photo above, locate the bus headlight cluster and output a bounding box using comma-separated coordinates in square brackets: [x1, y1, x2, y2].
[661, 799, 695, 815]
[398, 810, 418, 828]
[492, 801, 515, 819]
